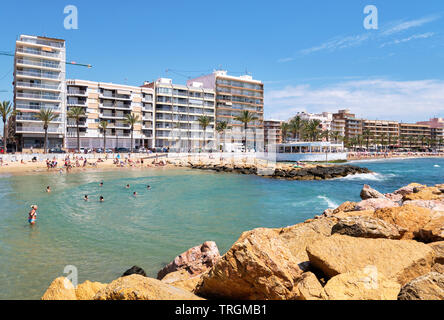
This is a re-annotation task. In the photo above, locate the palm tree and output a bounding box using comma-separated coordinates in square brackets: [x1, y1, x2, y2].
[289, 116, 302, 141]
[330, 131, 342, 144]
[234, 111, 258, 152]
[197, 115, 211, 151]
[0, 101, 15, 153]
[380, 133, 387, 152]
[304, 119, 321, 142]
[322, 129, 330, 142]
[124, 113, 140, 153]
[99, 120, 108, 152]
[216, 121, 229, 151]
[67, 107, 86, 152]
[362, 129, 372, 150]
[280, 122, 289, 143]
[35, 108, 58, 153]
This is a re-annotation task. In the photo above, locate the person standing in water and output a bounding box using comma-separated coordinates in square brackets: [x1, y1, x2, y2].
[28, 205, 38, 225]
[46, 186, 51, 193]
[99, 196, 104, 202]
[99, 182, 103, 187]
[84, 195, 89, 201]
[133, 191, 137, 197]
[126, 184, 130, 189]
[147, 185, 151, 190]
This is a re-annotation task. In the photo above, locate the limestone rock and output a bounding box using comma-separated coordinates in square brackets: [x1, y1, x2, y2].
[333, 201, 357, 214]
[398, 272, 444, 300]
[41, 277, 77, 300]
[295, 272, 326, 300]
[402, 200, 444, 212]
[432, 264, 444, 273]
[419, 215, 444, 242]
[334, 209, 375, 219]
[403, 187, 443, 201]
[122, 265, 147, 277]
[393, 183, 425, 196]
[324, 269, 401, 300]
[94, 274, 203, 300]
[277, 218, 336, 271]
[331, 216, 402, 239]
[157, 241, 220, 280]
[374, 205, 432, 240]
[360, 184, 386, 200]
[306, 234, 434, 285]
[161, 270, 203, 293]
[75, 280, 107, 300]
[428, 241, 444, 264]
[355, 198, 399, 211]
[384, 193, 403, 202]
[195, 228, 303, 300]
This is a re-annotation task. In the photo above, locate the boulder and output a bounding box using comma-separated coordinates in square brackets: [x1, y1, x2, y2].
[195, 228, 303, 300]
[393, 183, 425, 196]
[306, 234, 434, 285]
[75, 280, 107, 300]
[323, 269, 401, 300]
[332, 201, 357, 214]
[94, 274, 203, 300]
[360, 184, 386, 200]
[41, 277, 77, 300]
[432, 264, 444, 273]
[161, 270, 203, 293]
[428, 241, 444, 264]
[277, 218, 337, 271]
[403, 187, 443, 201]
[374, 205, 432, 240]
[398, 272, 444, 300]
[122, 265, 147, 277]
[384, 193, 403, 202]
[334, 209, 375, 219]
[295, 272, 326, 300]
[419, 215, 444, 242]
[331, 216, 402, 239]
[157, 241, 220, 280]
[355, 198, 399, 211]
[402, 200, 444, 212]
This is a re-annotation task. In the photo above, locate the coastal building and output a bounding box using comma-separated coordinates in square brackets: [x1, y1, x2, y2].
[295, 111, 333, 131]
[417, 118, 444, 150]
[331, 109, 362, 139]
[141, 78, 216, 151]
[361, 120, 399, 148]
[399, 123, 432, 149]
[187, 70, 264, 148]
[13, 35, 66, 151]
[264, 120, 283, 146]
[66, 80, 154, 149]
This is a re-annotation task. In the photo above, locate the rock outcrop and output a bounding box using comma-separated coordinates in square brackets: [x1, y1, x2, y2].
[195, 228, 303, 300]
[306, 234, 434, 285]
[41, 277, 77, 300]
[331, 216, 402, 239]
[323, 269, 401, 300]
[355, 198, 399, 211]
[122, 265, 147, 277]
[161, 270, 203, 293]
[398, 272, 444, 300]
[295, 272, 326, 300]
[75, 280, 107, 300]
[403, 187, 443, 201]
[360, 184, 386, 200]
[419, 215, 444, 242]
[94, 274, 203, 300]
[157, 241, 220, 280]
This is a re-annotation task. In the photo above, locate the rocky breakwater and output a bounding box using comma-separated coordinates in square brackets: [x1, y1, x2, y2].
[42, 182, 444, 300]
[187, 161, 372, 181]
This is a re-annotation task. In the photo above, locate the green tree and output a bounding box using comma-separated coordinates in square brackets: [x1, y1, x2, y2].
[304, 119, 321, 142]
[0, 101, 15, 153]
[362, 128, 372, 150]
[198, 115, 211, 151]
[124, 113, 140, 153]
[280, 122, 290, 143]
[289, 116, 303, 141]
[67, 107, 86, 152]
[216, 121, 229, 151]
[35, 108, 58, 153]
[99, 120, 108, 152]
[234, 111, 258, 152]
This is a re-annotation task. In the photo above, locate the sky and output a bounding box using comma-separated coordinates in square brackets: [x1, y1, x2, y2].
[0, 0, 443, 133]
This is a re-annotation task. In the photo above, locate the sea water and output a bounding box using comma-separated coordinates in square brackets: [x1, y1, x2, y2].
[0, 157, 443, 299]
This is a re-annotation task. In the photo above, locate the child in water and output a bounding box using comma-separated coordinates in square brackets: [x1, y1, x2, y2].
[84, 195, 89, 201]
[133, 191, 137, 197]
[28, 205, 38, 225]
[126, 184, 130, 189]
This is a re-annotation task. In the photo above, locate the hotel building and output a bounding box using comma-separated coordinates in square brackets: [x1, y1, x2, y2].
[264, 120, 283, 146]
[331, 109, 362, 139]
[399, 123, 432, 149]
[361, 120, 399, 147]
[142, 78, 216, 151]
[13, 35, 66, 150]
[295, 111, 333, 131]
[187, 70, 264, 148]
[66, 80, 154, 149]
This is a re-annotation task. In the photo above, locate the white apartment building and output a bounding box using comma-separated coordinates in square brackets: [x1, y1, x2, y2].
[142, 78, 216, 151]
[66, 80, 154, 149]
[295, 111, 333, 131]
[13, 35, 66, 150]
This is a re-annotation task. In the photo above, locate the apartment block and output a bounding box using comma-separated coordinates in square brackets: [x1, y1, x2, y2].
[66, 80, 154, 149]
[142, 78, 216, 151]
[295, 111, 333, 131]
[362, 120, 399, 147]
[264, 120, 283, 146]
[13, 35, 66, 150]
[332, 109, 362, 139]
[187, 70, 264, 147]
[399, 123, 431, 149]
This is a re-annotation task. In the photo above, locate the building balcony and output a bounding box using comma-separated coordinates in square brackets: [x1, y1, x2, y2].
[16, 81, 61, 92]
[16, 126, 64, 134]
[16, 92, 61, 102]
[16, 59, 61, 71]
[16, 114, 62, 122]
[15, 70, 61, 81]
[67, 90, 87, 96]
[16, 47, 62, 60]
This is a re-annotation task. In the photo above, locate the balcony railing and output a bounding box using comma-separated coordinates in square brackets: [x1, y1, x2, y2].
[68, 90, 87, 95]
[16, 59, 60, 69]
[16, 81, 61, 91]
[16, 92, 61, 101]
[15, 104, 60, 111]
[16, 126, 63, 133]
[20, 37, 64, 48]
[16, 114, 62, 122]
[16, 47, 61, 59]
[16, 70, 61, 80]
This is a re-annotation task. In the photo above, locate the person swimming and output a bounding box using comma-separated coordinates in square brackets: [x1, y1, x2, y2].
[99, 182, 103, 187]
[99, 196, 104, 202]
[28, 205, 38, 225]
[147, 185, 151, 190]
[46, 186, 51, 193]
[133, 191, 137, 197]
[84, 195, 89, 201]
[126, 184, 130, 189]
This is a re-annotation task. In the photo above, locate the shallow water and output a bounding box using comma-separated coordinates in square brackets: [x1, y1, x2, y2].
[0, 158, 443, 299]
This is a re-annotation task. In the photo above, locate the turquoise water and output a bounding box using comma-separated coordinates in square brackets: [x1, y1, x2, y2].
[0, 158, 443, 299]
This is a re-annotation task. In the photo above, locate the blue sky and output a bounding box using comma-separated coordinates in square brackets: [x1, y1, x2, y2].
[0, 0, 443, 129]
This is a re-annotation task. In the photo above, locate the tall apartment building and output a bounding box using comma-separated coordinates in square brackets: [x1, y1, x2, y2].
[13, 35, 66, 150]
[399, 123, 432, 149]
[332, 109, 362, 139]
[362, 120, 399, 146]
[142, 78, 216, 151]
[66, 80, 154, 149]
[187, 70, 264, 148]
[264, 120, 283, 146]
[417, 118, 444, 150]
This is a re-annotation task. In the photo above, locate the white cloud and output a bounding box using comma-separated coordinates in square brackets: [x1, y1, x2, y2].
[265, 79, 444, 122]
[380, 32, 435, 47]
[382, 15, 440, 35]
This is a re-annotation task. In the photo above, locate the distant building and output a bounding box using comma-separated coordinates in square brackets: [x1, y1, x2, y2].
[263, 120, 283, 146]
[295, 111, 333, 131]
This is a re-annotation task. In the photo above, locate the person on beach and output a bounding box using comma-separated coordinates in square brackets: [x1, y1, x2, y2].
[84, 195, 89, 201]
[28, 205, 38, 225]
[99, 196, 104, 202]
[46, 186, 51, 193]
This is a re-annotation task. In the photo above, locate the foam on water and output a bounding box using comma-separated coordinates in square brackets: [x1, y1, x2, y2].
[317, 195, 339, 209]
[338, 172, 397, 181]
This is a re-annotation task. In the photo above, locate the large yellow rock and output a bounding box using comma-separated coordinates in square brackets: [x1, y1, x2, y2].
[428, 241, 444, 264]
[295, 272, 326, 300]
[196, 228, 303, 300]
[75, 280, 107, 300]
[324, 269, 401, 300]
[419, 215, 444, 242]
[398, 272, 444, 300]
[94, 274, 204, 300]
[306, 234, 434, 285]
[161, 269, 203, 293]
[403, 187, 443, 201]
[41, 277, 77, 300]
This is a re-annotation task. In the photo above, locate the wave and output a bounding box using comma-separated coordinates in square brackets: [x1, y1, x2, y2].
[337, 172, 397, 181]
[317, 195, 339, 209]
[434, 165, 441, 168]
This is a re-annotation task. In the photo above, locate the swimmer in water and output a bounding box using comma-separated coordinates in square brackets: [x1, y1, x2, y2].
[100, 182, 103, 187]
[147, 185, 151, 190]
[133, 191, 137, 197]
[46, 186, 51, 193]
[28, 205, 38, 225]
[84, 195, 89, 201]
[99, 196, 104, 202]
[126, 184, 130, 189]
